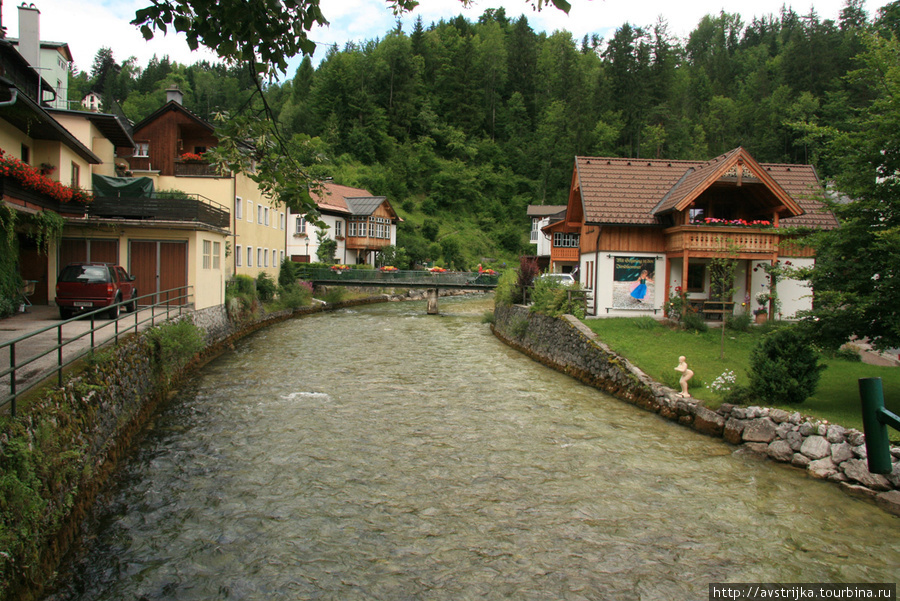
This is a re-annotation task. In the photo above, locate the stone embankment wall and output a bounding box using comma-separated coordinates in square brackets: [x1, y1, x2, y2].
[492, 304, 900, 515]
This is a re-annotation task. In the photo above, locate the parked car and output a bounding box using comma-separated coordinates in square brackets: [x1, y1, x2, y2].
[539, 272, 577, 287]
[56, 263, 137, 319]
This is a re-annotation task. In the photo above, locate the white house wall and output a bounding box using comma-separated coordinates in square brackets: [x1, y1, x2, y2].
[581, 252, 666, 318]
[749, 257, 815, 319]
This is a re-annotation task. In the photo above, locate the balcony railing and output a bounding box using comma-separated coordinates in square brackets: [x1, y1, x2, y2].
[345, 236, 392, 250]
[665, 225, 780, 255]
[87, 192, 230, 228]
[174, 161, 221, 177]
[550, 246, 580, 262]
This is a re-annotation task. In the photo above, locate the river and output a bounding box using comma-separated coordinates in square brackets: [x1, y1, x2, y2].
[46, 296, 900, 600]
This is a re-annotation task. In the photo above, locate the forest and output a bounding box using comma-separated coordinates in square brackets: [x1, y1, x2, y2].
[68, 0, 900, 268]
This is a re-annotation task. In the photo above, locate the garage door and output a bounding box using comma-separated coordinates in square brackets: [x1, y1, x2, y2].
[129, 240, 188, 305]
[59, 238, 119, 265]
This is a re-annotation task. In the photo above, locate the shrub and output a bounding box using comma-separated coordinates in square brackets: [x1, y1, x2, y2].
[530, 277, 586, 319]
[230, 274, 256, 296]
[145, 319, 205, 381]
[748, 327, 825, 404]
[681, 309, 708, 333]
[725, 312, 753, 332]
[256, 272, 277, 302]
[320, 287, 345, 304]
[278, 257, 298, 288]
[494, 269, 520, 306]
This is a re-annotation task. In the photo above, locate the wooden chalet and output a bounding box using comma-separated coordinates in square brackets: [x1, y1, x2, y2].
[548, 147, 838, 319]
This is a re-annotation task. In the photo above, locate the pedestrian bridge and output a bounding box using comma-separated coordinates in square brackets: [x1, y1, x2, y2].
[296, 268, 499, 314]
[296, 268, 500, 290]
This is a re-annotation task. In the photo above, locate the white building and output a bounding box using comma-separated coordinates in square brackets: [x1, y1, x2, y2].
[287, 182, 399, 266]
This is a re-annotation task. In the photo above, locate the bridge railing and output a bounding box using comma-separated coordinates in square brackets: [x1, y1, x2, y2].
[295, 268, 499, 288]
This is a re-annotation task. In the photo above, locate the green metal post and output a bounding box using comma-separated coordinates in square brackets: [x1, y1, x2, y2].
[859, 377, 898, 474]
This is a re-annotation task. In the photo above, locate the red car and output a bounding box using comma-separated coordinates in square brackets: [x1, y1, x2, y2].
[55, 263, 137, 319]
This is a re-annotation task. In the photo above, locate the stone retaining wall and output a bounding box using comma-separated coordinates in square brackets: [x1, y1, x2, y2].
[492, 304, 900, 515]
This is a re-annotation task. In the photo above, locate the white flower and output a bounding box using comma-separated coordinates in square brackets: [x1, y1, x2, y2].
[709, 370, 737, 392]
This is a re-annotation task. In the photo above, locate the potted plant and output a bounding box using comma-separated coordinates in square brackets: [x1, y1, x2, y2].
[754, 291, 770, 324]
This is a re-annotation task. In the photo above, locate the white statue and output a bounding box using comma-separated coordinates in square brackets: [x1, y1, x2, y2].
[675, 356, 694, 398]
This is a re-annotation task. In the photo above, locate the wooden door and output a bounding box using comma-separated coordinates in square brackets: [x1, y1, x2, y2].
[159, 242, 188, 304]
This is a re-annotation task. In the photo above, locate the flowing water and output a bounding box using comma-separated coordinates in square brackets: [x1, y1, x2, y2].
[47, 297, 900, 600]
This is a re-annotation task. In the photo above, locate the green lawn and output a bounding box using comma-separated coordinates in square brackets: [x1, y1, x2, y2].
[583, 317, 900, 434]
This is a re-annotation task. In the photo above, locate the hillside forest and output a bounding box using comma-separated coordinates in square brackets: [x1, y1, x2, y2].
[69, 0, 900, 269]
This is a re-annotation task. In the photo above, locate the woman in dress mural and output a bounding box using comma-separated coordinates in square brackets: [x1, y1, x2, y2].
[630, 269, 651, 303]
[612, 257, 656, 309]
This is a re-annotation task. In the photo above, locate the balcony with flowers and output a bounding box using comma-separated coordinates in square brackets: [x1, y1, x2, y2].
[0, 150, 92, 215]
[174, 152, 219, 177]
[665, 216, 781, 256]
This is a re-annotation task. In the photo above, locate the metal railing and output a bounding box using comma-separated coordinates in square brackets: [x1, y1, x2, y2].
[1, 286, 194, 418]
[295, 267, 500, 289]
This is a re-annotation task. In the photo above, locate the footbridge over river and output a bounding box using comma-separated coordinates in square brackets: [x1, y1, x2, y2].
[296, 268, 499, 314]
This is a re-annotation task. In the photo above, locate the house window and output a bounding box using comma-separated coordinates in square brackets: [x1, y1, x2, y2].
[686, 263, 705, 293]
[203, 240, 211, 269]
[235, 197, 243, 220]
[257, 248, 263, 267]
[236, 245, 242, 267]
[531, 219, 539, 242]
[247, 246, 253, 267]
[335, 220, 342, 238]
[247, 202, 253, 222]
[213, 242, 221, 269]
[295, 216, 306, 235]
[263, 249, 268, 267]
[264, 207, 270, 226]
[280, 250, 284, 263]
[257, 205, 263, 224]
[348, 220, 356, 237]
[194, 146, 207, 154]
[553, 232, 580, 248]
[71, 162, 80, 187]
[135, 142, 149, 158]
[21, 144, 29, 163]
[280, 212, 285, 230]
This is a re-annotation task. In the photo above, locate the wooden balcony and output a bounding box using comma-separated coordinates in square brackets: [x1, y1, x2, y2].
[346, 236, 392, 251]
[664, 225, 780, 257]
[550, 246, 580, 262]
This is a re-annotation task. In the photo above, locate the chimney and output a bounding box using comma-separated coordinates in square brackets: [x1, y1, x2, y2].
[166, 86, 184, 105]
[17, 3, 40, 69]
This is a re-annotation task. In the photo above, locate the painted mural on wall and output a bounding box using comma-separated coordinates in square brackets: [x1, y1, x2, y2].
[612, 256, 656, 309]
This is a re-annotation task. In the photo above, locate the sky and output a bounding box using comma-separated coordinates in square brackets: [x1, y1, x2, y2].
[2, 0, 895, 81]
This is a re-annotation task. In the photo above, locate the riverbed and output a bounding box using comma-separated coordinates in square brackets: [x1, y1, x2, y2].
[46, 297, 900, 600]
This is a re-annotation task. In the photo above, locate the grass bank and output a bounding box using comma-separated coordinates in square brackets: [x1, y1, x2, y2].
[583, 317, 900, 434]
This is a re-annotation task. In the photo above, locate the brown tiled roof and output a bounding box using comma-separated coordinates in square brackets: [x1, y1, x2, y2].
[764, 164, 839, 229]
[313, 182, 372, 215]
[313, 182, 400, 220]
[575, 149, 837, 229]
